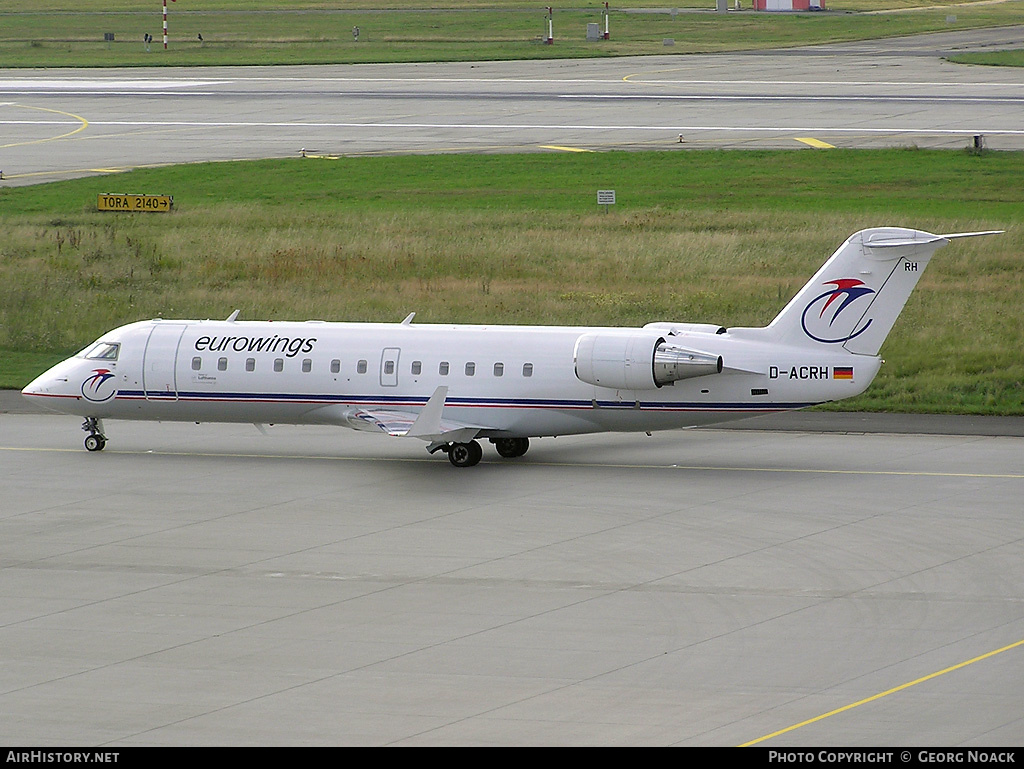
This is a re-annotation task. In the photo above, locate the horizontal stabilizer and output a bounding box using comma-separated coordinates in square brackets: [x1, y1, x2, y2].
[941, 230, 1005, 240]
[863, 230, 1003, 249]
[862, 234, 946, 250]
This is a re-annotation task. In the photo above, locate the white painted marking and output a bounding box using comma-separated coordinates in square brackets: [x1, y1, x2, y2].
[162, 76, 1024, 89]
[4, 90, 1017, 104]
[0, 80, 228, 91]
[0, 92, 221, 98]
[3, 76, 1022, 90]
[560, 94, 1024, 103]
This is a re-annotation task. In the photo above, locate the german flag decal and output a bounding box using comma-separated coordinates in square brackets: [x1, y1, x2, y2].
[833, 366, 854, 380]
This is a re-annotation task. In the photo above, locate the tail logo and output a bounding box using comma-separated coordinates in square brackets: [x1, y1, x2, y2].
[801, 279, 875, 344]
[82, 368, 117, 402]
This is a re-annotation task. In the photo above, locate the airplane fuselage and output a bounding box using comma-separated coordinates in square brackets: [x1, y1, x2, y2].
[25, 317, 876, 437]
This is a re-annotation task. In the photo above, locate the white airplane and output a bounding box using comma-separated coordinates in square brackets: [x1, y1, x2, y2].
[22, 226, 998, 467]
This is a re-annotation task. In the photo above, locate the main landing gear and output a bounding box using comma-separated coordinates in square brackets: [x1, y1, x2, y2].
[447, 440, 483, 468]
[81, 417, 107, 452]
[430, 437, 531, 467]
[491, 437, 530, 459]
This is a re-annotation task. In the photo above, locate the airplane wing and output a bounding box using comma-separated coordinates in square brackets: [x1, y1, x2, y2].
[338, 386, 488, 444]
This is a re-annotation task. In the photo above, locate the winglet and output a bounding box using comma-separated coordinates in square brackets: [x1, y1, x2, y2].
[406, 385, 448, 437]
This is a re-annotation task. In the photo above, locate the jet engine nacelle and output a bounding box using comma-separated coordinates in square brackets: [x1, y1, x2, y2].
[574, 332, 723, 390]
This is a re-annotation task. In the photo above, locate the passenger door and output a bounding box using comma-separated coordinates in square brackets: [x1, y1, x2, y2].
[143, 323, 187, 400]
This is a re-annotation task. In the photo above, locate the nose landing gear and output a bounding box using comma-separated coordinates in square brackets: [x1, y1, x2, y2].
[82, 417, 107, 452]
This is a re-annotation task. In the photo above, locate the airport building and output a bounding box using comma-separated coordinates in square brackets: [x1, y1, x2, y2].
[753, 0, 824, 9]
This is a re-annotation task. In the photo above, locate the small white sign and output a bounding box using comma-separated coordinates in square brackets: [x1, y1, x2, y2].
[597, 190, 616, 205]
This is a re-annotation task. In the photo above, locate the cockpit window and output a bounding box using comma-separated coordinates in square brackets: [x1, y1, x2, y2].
[84, 342, 120, 361]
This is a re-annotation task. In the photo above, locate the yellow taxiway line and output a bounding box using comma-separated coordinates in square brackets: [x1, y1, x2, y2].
[539, 145, 594, 153]
[0, 103, 89, 149]
[741, 637, 1024, 746]
[795, 137, 836, 148]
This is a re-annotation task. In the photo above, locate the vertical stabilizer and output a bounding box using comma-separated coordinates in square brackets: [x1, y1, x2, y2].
[764, 228, 978, 355]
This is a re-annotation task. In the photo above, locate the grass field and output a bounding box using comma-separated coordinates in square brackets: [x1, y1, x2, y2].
[949, 49, 1024, 66]
[3, 0, 1024, 67]
[1, 150, 1021, 413]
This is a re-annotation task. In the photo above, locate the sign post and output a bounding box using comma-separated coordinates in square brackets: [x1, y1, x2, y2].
[597, 189, 615, 213]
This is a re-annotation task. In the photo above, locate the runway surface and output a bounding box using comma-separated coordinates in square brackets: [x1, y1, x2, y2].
[4, 26, 1024, 185]
[2, 405, 1023, 745]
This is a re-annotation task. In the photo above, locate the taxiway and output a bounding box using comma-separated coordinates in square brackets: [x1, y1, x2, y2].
[1, 403, 1022, 745]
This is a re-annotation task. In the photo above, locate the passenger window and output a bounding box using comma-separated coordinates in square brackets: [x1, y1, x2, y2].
[493, 363, 504, 377]
[411, 361, 422, 375]
[246, 358, 255, 372]
[86, 342, 120, 361]
[218, 357, 228, 371]
[523, 363, 534, 378]
[302, 358, 312, 373]
[465, 362, 476, 376]
[357, 360, 367, 374]
[192, 357, 202, 371]
[330, 359, 341, 374]
[439, 361, 449, 376]
[274, 358, 284, 372]
[384, 360, 395, 375]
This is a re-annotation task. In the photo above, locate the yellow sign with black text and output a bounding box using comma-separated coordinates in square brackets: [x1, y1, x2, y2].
[97, 194, 173, 213]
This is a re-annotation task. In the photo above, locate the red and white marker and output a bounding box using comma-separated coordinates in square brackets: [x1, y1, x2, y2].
[163, 0, 176, 50]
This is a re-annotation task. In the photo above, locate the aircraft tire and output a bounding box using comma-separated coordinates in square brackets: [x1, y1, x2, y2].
[494, 437, 529, 458]
[448, 440, 482, 468]
[84, 434, 106, 452]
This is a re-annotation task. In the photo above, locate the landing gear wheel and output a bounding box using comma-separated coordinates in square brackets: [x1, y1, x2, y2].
[81, 417, 107, 452]
[493, 437, 530, 458]
[448, 440, 483, 468]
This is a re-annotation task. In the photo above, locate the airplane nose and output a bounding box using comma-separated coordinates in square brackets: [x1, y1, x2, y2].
[22, 372, 53, 400]
[21, 373, 48, 397]
[21, 368, 72, 412]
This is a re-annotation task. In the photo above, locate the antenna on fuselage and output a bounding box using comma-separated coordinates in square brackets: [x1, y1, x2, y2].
[401, 312, 415, 325]
[226, 309, 240, 322]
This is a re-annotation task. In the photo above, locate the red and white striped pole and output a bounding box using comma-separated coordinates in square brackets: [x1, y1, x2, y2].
[163, 0, 176, 50]
[604, 2, 610, 39]
[545, 7, 553, 45]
